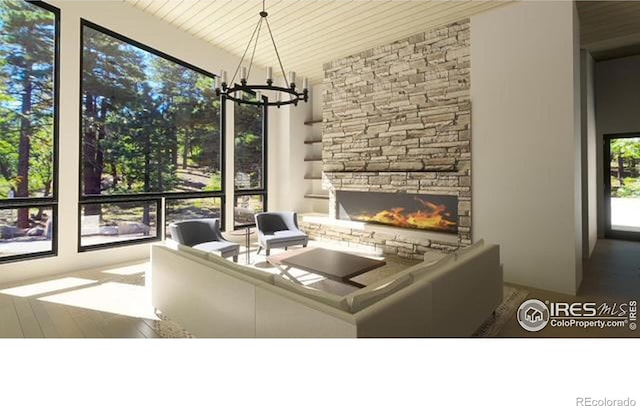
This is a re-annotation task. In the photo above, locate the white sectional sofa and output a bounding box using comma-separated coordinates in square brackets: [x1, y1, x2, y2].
[150, 241, 503, 338]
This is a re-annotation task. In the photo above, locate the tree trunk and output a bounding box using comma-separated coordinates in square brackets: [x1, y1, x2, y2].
[182, 129, 189, 170]
[17, 73, 33, 228]
[82, 94, 104, 216]
[110, 162, 118, 189]
[618, 156, 625, 184]
[171, 126, 178, 168]
[157, 144, 163, 191]
[142, 133, 151, 227]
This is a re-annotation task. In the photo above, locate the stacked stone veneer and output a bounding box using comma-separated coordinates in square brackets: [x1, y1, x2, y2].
[305, 19, 472, 257]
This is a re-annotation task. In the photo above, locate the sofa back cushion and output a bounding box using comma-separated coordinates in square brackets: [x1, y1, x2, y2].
[274, 276, 350, 311]
[177, 243, 210, 260]
[409, 252, 456, 280]
[206, 252, 275, 284]
[455, 239, 485, 261]
[347, 273, 414, 313]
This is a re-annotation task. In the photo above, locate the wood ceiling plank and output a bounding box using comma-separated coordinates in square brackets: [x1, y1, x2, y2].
[171, 0, 220, 27]
[176, 0, 228, 30]
[143, 0, 171, 14]
[164, 1, 203, 23]
[263, 2, 456, 67]
[209, 0, 330, 46]
[154, 0, 187, 19]
[125, 0, 505, 83]
[189, 1, 256, 37]
[132, 0, 155, 11]
[260, 2, 494, 81]
[242, 1, 428, 67]
[195, 1, 287, 44]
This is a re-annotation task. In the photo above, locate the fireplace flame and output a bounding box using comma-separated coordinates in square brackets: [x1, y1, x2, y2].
[354, 197, 457, 232]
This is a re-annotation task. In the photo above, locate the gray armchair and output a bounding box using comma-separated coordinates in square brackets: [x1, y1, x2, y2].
[168, 218, 240, 262]
[255, 212, 308, 256]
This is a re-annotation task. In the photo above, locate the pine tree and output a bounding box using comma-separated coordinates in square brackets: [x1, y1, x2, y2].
[0, 1, 55, 227]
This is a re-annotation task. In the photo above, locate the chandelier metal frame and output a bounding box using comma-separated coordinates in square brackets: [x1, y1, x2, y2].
[215, 0, 308, 108]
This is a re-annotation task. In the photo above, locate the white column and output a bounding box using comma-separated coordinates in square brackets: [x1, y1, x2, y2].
[225, 100, 235, 231]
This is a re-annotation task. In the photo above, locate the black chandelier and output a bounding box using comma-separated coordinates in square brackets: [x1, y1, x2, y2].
[215, 0, 308, 108]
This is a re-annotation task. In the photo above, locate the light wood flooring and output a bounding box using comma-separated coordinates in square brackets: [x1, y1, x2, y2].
[0, 262, 159, 338]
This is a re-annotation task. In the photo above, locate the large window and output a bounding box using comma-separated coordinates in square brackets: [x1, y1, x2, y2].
[234, 99, 267, 228]
[80, 21, 223, 250]
[0, 1, 58, 263]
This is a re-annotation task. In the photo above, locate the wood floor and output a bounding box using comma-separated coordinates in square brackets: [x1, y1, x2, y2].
[498, 239, 640, 338]
[0, 262, 160, 338]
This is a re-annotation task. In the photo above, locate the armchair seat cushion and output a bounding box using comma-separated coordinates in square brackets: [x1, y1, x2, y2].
[193, 241, 240, 256]
[263, 230, 308, 244]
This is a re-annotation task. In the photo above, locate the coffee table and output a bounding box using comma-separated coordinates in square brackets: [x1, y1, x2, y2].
[267, 247, 385, 288]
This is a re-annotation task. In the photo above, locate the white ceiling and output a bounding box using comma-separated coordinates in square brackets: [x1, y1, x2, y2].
[123, 0, 506, 83]
[577, 0, 640, 61]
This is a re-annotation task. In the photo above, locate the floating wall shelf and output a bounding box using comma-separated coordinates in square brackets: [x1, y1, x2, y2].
[304, 193, 329, 200]
[304, 119, 323, 126]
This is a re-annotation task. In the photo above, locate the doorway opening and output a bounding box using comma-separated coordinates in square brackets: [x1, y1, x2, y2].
[604, 134, 640, 240]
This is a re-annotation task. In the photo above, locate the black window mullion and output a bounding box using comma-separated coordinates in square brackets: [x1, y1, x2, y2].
[77, 20, 225, 251]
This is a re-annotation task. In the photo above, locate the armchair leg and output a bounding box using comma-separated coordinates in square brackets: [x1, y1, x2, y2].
[284, 247, 288, 251]
[257, 247, 262, 255]
[303, 244, 307, 248]
[233, 256, 238, 263]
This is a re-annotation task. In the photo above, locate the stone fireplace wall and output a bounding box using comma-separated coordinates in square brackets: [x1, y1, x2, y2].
[315, 19, 471, 253]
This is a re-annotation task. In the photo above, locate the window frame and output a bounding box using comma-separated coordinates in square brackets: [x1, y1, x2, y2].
[77, 20, 225, 252]
[233, 97, 268, 230]
[0, 1, 60, 264]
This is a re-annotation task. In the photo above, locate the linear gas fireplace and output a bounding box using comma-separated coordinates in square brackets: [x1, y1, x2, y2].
[335, 191, 458, 234]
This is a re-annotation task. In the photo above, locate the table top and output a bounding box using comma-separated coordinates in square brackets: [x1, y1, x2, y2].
[267, 247, 385, 283]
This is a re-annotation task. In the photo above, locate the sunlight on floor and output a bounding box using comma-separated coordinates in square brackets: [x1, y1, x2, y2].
[0, 277, 97, 298]
[101, 262, 149, 276]
[38, 282, 158, 320]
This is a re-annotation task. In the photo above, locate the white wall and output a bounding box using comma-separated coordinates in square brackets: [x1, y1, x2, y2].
[273, 100, 311, 214]
[595, 54, 640, 237]
[471, 1, 582, 295]
[0, 1, 281, 285]
[271, 83, 325, 215]
[580, 50, 598, 258]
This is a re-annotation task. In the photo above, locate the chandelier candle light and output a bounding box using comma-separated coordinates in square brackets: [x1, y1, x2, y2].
[215, 0, 309, 108]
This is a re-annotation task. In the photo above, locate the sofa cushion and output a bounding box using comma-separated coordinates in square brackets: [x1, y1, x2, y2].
[274, 275, 350, 311]
[177, 243, 210, 260]
[423, 250, 447, 264]
[409, 252, 456, 279]
[193, 241, 239, 255]
[206, 252, 275, 284]
[347, 273, 413, 313]
[455, 239, 485, 261]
